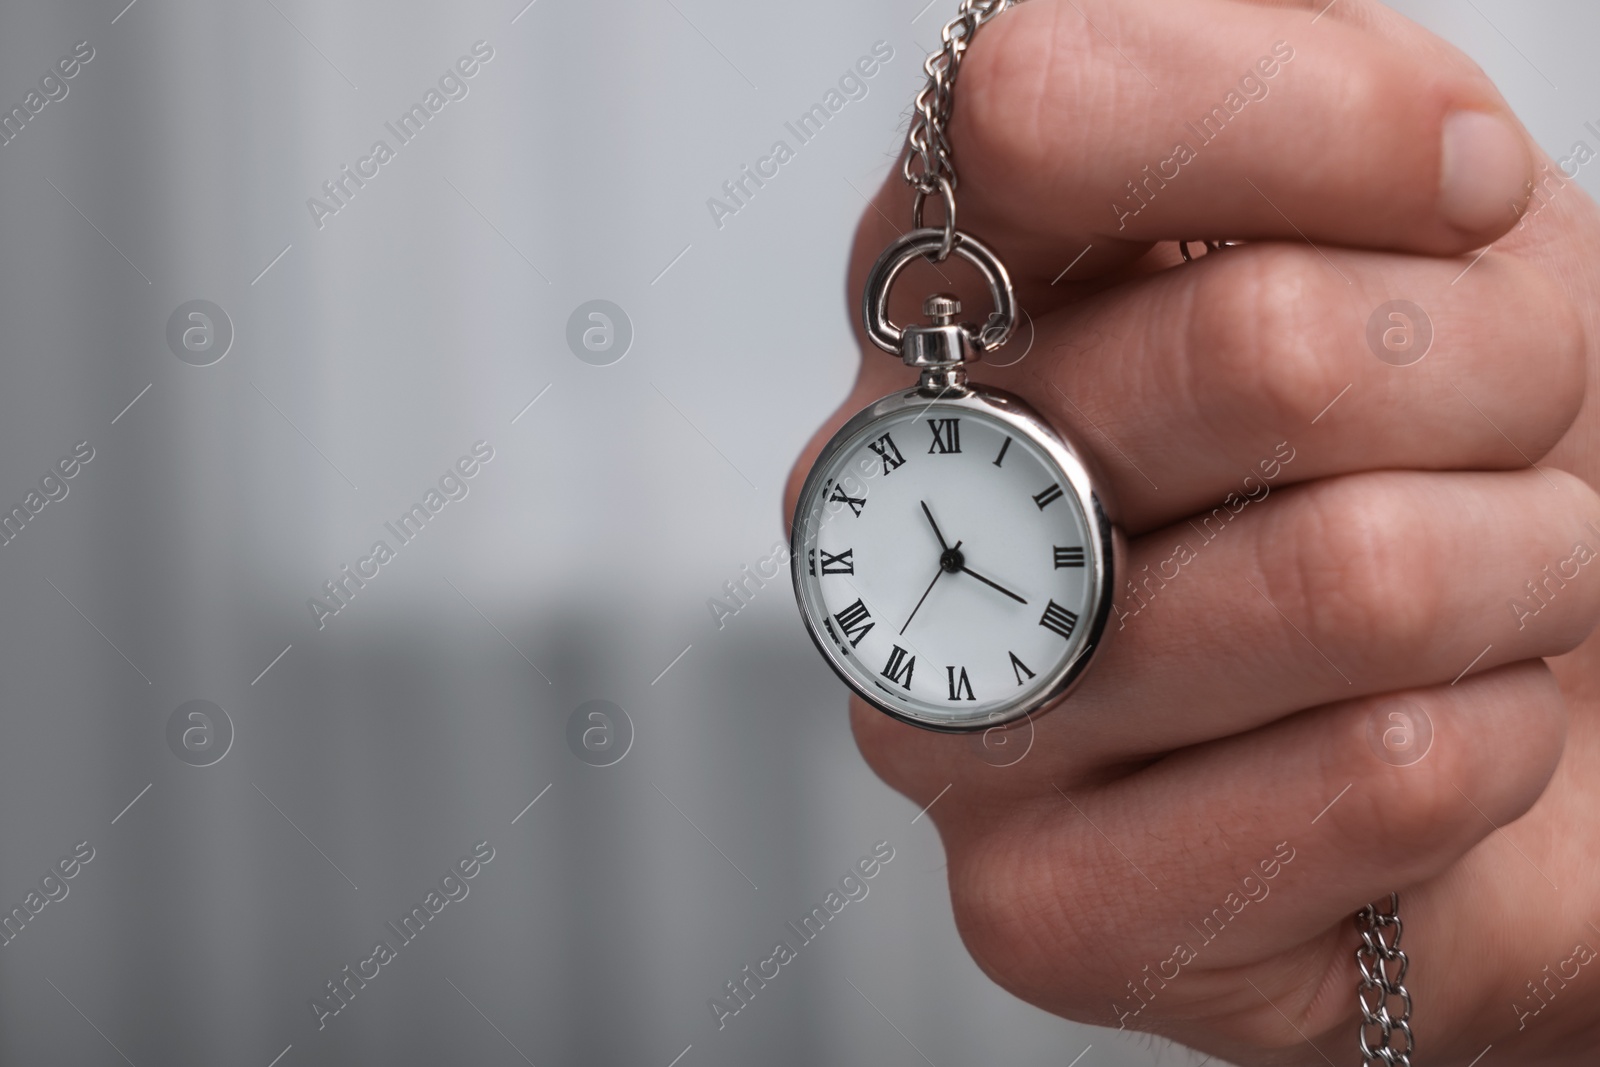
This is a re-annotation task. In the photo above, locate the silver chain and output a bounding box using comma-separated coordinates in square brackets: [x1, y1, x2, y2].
[1356, 894, 1414, 1066]
[901, 0, 1018, 257]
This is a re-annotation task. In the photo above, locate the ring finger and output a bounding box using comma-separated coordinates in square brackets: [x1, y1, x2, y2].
[847, 466, 1600, 787]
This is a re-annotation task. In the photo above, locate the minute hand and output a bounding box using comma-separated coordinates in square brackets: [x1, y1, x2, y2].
[958, 562, 1028, 605]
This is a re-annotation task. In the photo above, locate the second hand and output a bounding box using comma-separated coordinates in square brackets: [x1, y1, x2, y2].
[902, 539, 961, 635]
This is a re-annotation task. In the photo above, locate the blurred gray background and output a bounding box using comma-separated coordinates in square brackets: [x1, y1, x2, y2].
[0, 0, 1592, 1064]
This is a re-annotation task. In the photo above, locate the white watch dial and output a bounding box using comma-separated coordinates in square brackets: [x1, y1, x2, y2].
[794, 396, 1105, 729]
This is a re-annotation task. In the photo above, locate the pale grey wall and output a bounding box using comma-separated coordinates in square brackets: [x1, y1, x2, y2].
[0, 1, 1588, 1065]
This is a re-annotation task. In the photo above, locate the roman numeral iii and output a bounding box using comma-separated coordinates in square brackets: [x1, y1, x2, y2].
[832, 599, 874, 648]
[881, 645, 916, 689]
[1039, 599, 1079, 640]
[946, 665, 975, 701]
[867, 433, 906, 476]
[1033, 483, 1064, 510]
[927, 418, 961, 454]
[820, 548, 854, 575]
[1054, 546, 1085, 568]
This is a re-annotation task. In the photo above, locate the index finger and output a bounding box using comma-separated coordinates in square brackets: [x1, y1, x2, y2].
[937, 0, 1534, 285]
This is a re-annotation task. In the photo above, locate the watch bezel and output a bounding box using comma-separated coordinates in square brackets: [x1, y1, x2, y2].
[790, 384, 1123, 733]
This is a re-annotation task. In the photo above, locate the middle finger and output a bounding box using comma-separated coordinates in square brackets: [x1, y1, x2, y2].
[980, 242, 1585, 534]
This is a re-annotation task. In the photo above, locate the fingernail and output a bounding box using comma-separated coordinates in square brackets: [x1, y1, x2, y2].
[1438, 110, 1530, 232]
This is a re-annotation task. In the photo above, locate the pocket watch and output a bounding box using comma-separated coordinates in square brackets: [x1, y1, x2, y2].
[790, 227, 1123, 732]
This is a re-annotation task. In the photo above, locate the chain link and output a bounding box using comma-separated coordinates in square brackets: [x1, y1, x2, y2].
[901, 0, 1018, 253]
[1356, 894, 1414, 1066]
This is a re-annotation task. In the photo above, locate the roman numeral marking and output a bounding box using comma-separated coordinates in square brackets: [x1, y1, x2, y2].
[832, 599, 874, 648]
[820, 548, 854, 575]
[1008, 651, 1036, 686]
[1054, 546, 1085, 568]
[927, 418, 961, 454]
[828, 483, 866, 518]
[1039, 599, 1079, 640]
[867, 433, 906, 476]
[1033, 483, 1064, 510]
[946, 665, 975, 701]
[993, 436, 1012, 467]
[881, 645, 916, 689]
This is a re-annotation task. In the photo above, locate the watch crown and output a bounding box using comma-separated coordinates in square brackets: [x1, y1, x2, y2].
[923, 294, 961, 326]
[904, 293, 975, 395]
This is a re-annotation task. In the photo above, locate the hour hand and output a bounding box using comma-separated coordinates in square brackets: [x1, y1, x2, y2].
[920, 500, 951, 552]
[958, 562, 1028, 605]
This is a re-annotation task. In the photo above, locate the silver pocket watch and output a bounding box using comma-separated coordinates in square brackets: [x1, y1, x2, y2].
[790, 228, 1122, 733]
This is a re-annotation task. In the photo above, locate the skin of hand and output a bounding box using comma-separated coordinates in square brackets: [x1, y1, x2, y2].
[783, 1, 1600, 1064]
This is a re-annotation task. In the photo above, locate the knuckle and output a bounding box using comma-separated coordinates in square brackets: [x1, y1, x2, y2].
[1325, 52, 1399, 138]
[945, 810, 1132, 1013]
[1471, 256, 1589, 460]
[1523, 470, 1600, 653]
[1259, 476, 1440, 660]
[1343, 667, 1565, 863]
[1185, 247, 1344, 433]
[947, 823, 1067, 993]
[1356, 721, 1475, 846]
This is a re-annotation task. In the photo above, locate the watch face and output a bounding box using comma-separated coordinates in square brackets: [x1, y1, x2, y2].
[792, 388, 1114, 732]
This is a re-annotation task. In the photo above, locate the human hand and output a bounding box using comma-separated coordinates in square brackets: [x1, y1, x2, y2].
[786, 1, 1600, 1063]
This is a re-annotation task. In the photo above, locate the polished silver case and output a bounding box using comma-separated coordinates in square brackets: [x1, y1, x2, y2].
[790, 383, 1123, 733]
